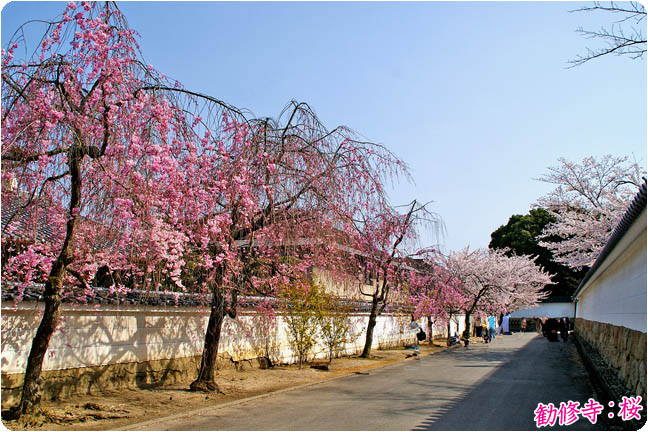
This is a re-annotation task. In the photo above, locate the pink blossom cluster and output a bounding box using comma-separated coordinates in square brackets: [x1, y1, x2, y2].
[404, 246, 551, 326]
[1, 3, 414, 311]
[536, 155, 645, 270]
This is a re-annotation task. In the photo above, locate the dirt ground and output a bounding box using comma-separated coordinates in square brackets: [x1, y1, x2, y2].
[2, 342, 452, 431]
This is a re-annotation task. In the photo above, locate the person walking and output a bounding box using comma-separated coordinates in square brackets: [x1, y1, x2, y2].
[545, 318, 559, 342]
[487, 315, 497, 343]
[482, 320, 489, 343]
[539, 317, 548, 337]
[474, 317, 483, 338]
[497, 313, 511, 336]
[461, 329, 471, 347]
[409, 315, 424, 355]
[560, 317, 569, 342]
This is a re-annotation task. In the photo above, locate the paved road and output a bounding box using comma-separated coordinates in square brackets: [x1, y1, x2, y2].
[132, 333, 603, 430]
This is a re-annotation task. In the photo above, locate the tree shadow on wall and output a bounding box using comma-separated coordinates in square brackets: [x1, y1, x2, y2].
[221, 314, 281, 369]
[2, 304, 208, 405]
[1, 305, 45, 404]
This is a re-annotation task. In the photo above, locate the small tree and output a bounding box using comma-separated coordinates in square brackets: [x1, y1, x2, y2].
[278, 282, 320, 369]
[406, 258, 467, 345]
[182, 100, 411, 391]
[351, 201, 441, 358]
[316, 289, 357, 363]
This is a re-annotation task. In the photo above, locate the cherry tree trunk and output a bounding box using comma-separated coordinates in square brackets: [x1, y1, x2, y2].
[446, 313, 452, 346]
[463, 313, 472, 340]
[360, 296, 380, 358]
[191, 268, 227, 392]
[16, 150, 81, 417]
[17, 272, 64, 417]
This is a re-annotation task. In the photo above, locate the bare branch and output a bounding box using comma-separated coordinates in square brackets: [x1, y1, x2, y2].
[569, 1, 646, 67]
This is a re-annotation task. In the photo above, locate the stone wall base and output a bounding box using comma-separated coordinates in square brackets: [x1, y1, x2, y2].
[574, 318, 646, 402]
[1, 339, 410, 407]
[1, 306, 417, 408]
[1, 353, 271, 407]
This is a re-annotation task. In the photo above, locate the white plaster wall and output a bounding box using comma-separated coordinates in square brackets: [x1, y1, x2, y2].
[424, 315, 465, 339]
[1, 303, 419, 374]
[575, 213, 646, 333]
[449, 315, 465, 337]
[509, 302, 574, 319]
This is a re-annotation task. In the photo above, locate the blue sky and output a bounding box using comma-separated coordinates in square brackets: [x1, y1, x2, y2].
[2, 1, 646, 253]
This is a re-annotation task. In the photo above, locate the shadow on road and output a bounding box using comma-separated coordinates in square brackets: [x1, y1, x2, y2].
[409, 334, 601, 431]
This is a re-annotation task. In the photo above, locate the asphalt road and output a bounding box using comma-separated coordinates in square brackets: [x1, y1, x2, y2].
[131, 333, 604, 430]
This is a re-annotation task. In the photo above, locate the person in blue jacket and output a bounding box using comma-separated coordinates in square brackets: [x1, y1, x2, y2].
[487, 315, 497, 343]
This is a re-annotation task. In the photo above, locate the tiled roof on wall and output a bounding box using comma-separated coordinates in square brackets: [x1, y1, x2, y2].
[0, 282, 396, 313]
[1, 195, 61, 243]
